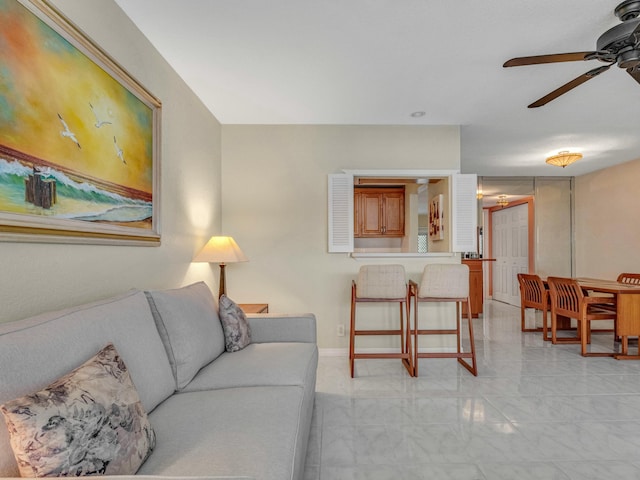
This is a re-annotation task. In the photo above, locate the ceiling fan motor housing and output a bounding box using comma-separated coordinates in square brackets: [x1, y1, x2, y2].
[615, 0, 640, 21]
[596, 17, 640, 68]
[618, 49, 640, 68]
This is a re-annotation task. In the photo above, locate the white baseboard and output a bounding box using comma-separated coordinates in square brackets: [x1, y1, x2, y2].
[319, 347, 458, 357]
[319, 348, 348, 357]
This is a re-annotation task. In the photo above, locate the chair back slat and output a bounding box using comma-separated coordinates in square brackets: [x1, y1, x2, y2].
[617, 273, 640, 285]
[518, 273, 547, 308]
[547, 276, 584, 316]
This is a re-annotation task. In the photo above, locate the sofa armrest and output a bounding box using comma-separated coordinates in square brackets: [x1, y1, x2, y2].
[246, 313, 317, 344]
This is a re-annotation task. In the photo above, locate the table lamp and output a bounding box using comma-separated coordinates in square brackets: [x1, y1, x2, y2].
[193, 236, 248, 298]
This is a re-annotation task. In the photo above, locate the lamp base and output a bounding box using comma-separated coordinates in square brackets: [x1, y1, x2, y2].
[218, 263, 226, 299]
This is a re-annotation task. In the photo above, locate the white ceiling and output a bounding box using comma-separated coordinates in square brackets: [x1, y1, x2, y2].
[114, 0, 640, 177]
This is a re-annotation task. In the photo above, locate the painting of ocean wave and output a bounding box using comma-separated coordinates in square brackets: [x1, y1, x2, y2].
[0, 0, 160, 243]
[0, 158, 152, 225]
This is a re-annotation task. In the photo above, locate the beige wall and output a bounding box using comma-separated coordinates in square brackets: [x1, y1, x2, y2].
[575, 158, 640, 279]
[221, 125, 460, 349]
[0, 0, 222, 322]
[534, 178, 572, 277]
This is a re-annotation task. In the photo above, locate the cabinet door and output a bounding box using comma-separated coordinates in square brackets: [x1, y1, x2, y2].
[360, 192, 383, 235]
[382, 192, 405, 236]
[462, 260, 483, 318]
[354, 191, 362, 236]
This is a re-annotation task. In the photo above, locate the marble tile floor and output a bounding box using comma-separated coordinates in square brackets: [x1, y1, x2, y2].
[303, 300, 640, 480]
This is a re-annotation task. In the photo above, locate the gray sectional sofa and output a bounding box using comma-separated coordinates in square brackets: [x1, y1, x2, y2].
[0, 282, 318, 480]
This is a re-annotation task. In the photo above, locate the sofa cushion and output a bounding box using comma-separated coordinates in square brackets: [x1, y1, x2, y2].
[1, 344, 155, 477]
[0, 290, 174, 477]
[139, 386, 308, 480]
[145, 282, 225, 389]
[218, 295, 251, 352]
[182, 342, 318, 392]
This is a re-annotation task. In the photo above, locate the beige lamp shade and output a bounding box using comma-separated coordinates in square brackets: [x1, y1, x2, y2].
[193, 236, 248, 264]
[193, 236, 248, 299]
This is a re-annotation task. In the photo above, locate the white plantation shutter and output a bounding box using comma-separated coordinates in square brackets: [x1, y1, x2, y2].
[328, 173, 354, 253]
[451, 173, 477, 252]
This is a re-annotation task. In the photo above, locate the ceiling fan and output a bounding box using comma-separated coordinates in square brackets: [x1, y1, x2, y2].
[504, 0, 640, 108]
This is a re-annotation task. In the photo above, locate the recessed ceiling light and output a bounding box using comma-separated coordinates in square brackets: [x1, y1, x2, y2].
[410, 111, 426, 117]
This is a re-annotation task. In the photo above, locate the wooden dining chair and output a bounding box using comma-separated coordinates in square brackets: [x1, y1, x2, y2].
[616, 273, 640, 351]
[409, 264, 477, 376]
[349, 264, 413, 377]
[547, 276, 617, 357]
[617, 273, 640, 285]
[517, 273, 550, 339]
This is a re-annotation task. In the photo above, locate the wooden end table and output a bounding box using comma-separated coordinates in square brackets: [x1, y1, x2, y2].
[238, 303, 269, 314]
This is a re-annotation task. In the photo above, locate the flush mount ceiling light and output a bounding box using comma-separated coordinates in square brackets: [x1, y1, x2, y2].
[545, 150, 583, 168]
[410, 111, 426, 117]
[496, 195, 509, 207]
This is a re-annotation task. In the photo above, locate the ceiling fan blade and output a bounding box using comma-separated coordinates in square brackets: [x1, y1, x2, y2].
[628, 66, 640, 85]
[503, 52, 598, 68]
[528, 64, 612, 108]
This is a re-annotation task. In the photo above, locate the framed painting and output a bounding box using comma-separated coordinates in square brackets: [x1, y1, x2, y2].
[0, 0, 161, 245]
[429, 193, 444, 241]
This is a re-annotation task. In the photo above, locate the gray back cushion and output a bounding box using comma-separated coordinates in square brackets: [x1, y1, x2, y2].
[145, 282, 225, 389]
[0, 290, 175, 477]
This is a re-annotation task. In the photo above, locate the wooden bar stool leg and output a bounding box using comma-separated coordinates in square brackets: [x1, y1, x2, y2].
[456, 302, 461, 353]
[399, 302, 405, 354]
[403, 297, 414, 376]
[458, 298, 477, 376]
[405, 297, 413, 377]
[413, 294, 419, 377]
[349, 285, 356, 378]
[466, 299, 478, 375]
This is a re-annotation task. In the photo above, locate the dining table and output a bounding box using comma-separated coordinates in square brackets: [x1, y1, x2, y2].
[575, 277, 640, 359]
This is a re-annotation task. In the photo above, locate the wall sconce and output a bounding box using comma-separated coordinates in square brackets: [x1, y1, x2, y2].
[545, 151, 583, 168]
[193, 236, 248, 298]
[496, 195, 509, 208]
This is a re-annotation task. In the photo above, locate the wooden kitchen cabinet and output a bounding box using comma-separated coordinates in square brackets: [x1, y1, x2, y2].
[461, 259, 495, 318]
[462, 259, 483, 318]
[354, 187, 405, 237]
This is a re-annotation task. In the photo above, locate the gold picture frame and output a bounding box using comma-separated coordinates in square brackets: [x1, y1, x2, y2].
[0, 0, 161, 245]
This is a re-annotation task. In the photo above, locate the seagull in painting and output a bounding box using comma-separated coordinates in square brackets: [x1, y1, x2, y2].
[114, 136, 126, 165]
[89, 103, 112, 128]
[57, 113, 81, 149]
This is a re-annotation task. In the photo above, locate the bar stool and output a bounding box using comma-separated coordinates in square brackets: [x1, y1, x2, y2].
[409, 264, 477, 376]
[349, 264, 412, 377]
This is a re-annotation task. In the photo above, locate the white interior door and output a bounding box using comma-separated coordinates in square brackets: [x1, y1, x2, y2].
[492, 203, 529, 306]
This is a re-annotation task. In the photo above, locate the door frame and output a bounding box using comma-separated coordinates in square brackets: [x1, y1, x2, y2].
[486, 196, 535, 297]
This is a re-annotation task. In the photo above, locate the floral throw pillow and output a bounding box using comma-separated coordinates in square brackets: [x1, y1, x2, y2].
[0, 343, 155, 477]
[218, 294, 252, 352]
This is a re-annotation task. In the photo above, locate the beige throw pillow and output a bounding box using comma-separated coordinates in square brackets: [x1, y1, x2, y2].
[1, 343, 155, 477]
